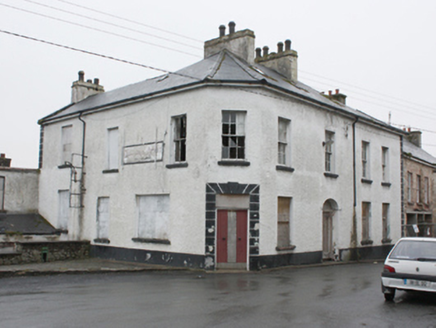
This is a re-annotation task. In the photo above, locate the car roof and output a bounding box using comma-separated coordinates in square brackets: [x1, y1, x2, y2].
[396, 237, 436, 243]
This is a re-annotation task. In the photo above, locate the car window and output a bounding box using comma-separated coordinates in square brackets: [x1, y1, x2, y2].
[389, 240, 436, 261]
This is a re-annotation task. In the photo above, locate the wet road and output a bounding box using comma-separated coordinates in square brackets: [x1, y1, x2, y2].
[1, 262, 436, 327]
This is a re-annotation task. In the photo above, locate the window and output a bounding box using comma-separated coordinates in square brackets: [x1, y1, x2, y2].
[0, 176, 4, 211]
[361, 202, 371, 243]
[362, 141, 370, 179]
[382, 203, 390, 242]
[324, 131, 335, 172]
[107, 128, 119, 170]
[136, 195, 170, 243]
[407, 172, 413, 203]
[417, 175, 422, 203]
[96, 197, 110, 241]
[424, 177, 429, 204]
[61, 125, 72, 165]
[58, 190, 69, 231]
[278, 118, 291, 166]
[171, 115, 187, 163]
[277, 197, 292, 249]
[222, 111, 246, 160]
[381, 147, 389, 182]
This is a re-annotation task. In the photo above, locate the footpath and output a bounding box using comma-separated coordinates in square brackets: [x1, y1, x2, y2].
[0, 258, 188, 278]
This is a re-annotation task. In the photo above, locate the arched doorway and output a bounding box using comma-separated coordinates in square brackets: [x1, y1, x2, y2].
[322, 199, 338, 260]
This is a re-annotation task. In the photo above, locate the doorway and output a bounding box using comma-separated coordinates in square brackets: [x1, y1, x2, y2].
[216, 210, 248, 269]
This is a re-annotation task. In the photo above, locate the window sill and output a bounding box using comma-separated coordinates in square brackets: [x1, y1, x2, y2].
[166, 162, 188, 169]
[276, 245, 296, 251]
[381, 238, 392, 244]
[218, 160, 250, 167]
[102, 169, 119, 174]
[381, 182, 391, 187]
[94, 238, 110, 244]
[324, 172, 339, 179]
[361, 239, 373, 246]
[132, 238, 171, 245]
[361, 178, 373, 184]
[276, 165, 295, 173]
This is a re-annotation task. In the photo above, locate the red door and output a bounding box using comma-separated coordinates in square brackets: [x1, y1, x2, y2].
[217, 210, 247, 266]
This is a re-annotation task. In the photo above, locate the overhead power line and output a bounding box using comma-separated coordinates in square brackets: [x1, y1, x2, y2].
[0, 2, 200, 58]
[55, 0, 203, 43]
[21, 0, 202, 51]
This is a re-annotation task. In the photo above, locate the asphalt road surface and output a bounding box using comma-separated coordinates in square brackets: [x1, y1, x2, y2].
[1, 262, 436, 328]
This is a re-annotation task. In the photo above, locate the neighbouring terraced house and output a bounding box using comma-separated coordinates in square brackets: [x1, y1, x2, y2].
[6, 23, 408, 270]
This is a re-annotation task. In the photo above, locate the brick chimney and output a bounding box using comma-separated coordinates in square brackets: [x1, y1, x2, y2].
[407, 130, 422, 148]
[255, 39, 298, 82]
[71, 71, 105, 103]
[204, 22, 256, 64]
[0, 153, 11, 167]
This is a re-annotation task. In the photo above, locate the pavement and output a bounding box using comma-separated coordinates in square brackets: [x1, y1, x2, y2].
[0, 258, 189, 278]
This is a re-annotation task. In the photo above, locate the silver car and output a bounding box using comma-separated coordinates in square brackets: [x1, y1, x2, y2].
[381, 237, 436, 301]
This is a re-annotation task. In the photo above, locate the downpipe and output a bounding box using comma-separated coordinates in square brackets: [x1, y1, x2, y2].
[78, 112, 86, 240]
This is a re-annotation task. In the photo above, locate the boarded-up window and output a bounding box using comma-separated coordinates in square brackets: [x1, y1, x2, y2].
[0, 176, 4, 211]
[362, 202, 371, 241]
[382, 147, 389, 182]
[362, 141, 370, 178]
[107, 128, 119, 170]
[382, 203, 389, 241]
[277, 197, 291, 248]
[96, 197, 110, 240]
[325, 131, 334, 172]
[137, 195, 170, 240]
[172, 115, 187, 162]
[222, 111, 246, 160]
[61, 125, 72, 164]
[278, 118, 290, 166]
[58, 190, 69, 230]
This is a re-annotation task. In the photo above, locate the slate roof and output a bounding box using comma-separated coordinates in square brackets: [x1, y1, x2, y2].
[403, 139, 436, 166]
[0, 213, 58, 235]
[39, 50, 402, 134]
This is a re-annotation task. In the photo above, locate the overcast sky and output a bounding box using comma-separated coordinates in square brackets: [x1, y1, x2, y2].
[1, 0, 436, 168]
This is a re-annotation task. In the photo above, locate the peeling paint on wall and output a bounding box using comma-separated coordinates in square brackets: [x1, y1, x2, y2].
[123, 142, 163, 164]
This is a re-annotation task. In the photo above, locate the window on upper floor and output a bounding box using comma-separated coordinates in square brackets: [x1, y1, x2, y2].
[417, 174, 422, 204]
[171, 115, 187, 163]
[424, 177, 429, 204]
[362, 141, 370, 179]
[324, 131, 335, 173]
[222, 111, 246, 160]
[407, 172, 413, 203]
[278, 118, 291, 166]
[107, 127, 119, 171]
[381, 147, 389, 182]
[0, 176, 5, 211]
[61, 125, 73, 165]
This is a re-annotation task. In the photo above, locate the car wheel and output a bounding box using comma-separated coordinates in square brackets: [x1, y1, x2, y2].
[384, 289, 395, 301]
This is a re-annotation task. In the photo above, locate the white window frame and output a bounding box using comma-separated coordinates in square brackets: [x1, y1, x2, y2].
[325, 131, 335, 172]
[136, 195, 170, 241]
[61, 125, 73, 165]
[362, 141, 370, 179]
[381, 147, 389, 182]
[171, 115, 187, 163]
[107, 127, 119, 170]
[407, 172, 413, 203]
[277, 197, 292, 249]
[96, 197, 110, 240]
[278, 118, 291, 166]
[222, 111, 246, 160]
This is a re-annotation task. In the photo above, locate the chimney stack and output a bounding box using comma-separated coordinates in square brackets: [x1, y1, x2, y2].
[324, 89, 347, 105]
[0, 153, 11, 167]
[407, 130, 422, 148]
[255, 39, 298, 82]
[204, 22, 256, 64]
[71, 71, 105, 103]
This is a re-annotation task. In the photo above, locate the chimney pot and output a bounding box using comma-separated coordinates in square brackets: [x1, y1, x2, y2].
[78, 70, 84, 81]
[328, 90, 332, 96]
[219, 25, 226, 37]
[0, 153, 5, 158]
[263, 46, 269, 57]
[228, 21, 235, 34]
[285, 39, 291, 51]
[87, 79, 92, 83]
[94, 78, 99, 85]
[255, 47, 262, 58]
[277, 42, 284, 53]
[335, 89, 339, 94]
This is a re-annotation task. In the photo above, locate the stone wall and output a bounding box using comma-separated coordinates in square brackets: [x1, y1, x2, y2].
[0, 241, 90, 265]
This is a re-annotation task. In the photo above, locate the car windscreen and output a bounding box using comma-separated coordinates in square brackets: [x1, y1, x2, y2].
[389, 240, 436, 261]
